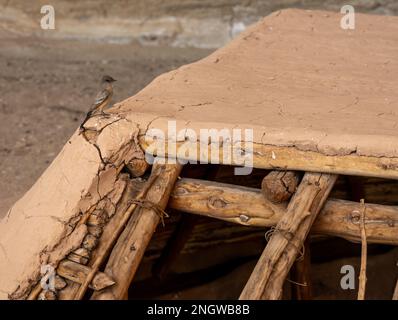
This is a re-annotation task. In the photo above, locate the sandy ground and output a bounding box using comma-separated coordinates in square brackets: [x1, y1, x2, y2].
[0, 33, 211, 217]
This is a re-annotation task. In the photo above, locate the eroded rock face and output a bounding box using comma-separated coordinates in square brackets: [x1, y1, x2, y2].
[1, 0, 397, 48]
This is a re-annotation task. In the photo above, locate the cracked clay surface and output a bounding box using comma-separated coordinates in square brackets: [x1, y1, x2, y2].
[0, 113, 144, 299]
[115, 9, 398, 158]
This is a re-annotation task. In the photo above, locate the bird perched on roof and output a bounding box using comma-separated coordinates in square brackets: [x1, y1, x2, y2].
[79, 75, 116, 132]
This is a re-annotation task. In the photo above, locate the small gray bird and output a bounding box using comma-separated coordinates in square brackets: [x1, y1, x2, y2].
[80, 75, 116, 132]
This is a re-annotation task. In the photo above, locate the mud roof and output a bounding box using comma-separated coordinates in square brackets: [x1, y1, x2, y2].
[115, 9, 398, 162]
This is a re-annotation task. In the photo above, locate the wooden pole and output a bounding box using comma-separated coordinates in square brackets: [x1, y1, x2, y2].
[239, 172, 337, 300]
[393, 280, 398, 300]
[140, 137, 398, 180]
[357, 199, 367, 300]
[91, 162, 182, 300]
[57, 260, 115, 291]
[262, 169, 304, 300]
[57, 178, 144, 299]
[169, 178, 398, 245]
[72, 163, 170, 300]
[290, 239, 312, 300]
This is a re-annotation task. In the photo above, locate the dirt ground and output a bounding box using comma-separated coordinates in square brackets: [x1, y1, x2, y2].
[0, 33, 211, 217]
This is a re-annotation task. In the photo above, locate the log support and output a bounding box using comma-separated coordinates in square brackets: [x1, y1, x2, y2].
[393, 280, 398, 300]
[40, 170, 398, 300]
[169, 178, 398, 245]
[57, 260, 115, 291]
[239, 172, 337, 300]
[261, 171, 300, 204]
[55, 176, 145, 300]
[91, 162, 182, 299]
[290, 239, 312, 300]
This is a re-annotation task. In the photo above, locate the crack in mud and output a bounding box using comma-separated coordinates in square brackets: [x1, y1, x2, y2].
[141, 115, 167, 137]
[93, 115, 125, 136]
[22, 215, 68, 225]
[93, 143, 106, 167]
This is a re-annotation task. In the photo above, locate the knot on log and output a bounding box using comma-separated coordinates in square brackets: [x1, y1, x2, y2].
[239, 214, 251, 223]
[173, 187, 188, 196]
[208, 196, 227, 209]
[350, 210, 361, 224]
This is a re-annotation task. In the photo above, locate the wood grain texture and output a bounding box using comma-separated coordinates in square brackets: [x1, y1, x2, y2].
[261, 171, 300, 203]
[169, 178, 398, 245]
[73, 166, 164, 300]
[57, 177, 145, 300]
[239, 172, 337, 300]
[393, 280, 398, 300]
[57, 260, 115, 291]
[91, 162, 182, 300]
[141, 138, 398, 180]
[290, 239, 312, 300]
[357, 199, 367, 300]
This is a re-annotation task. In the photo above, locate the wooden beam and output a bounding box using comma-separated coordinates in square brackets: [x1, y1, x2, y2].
[57, 177, 145, 300]
[72, 164, 168, 300]
[239, 172, 337, 300]
[91, 162, 182, 300]
[261, 171, 300, 203]
[57, 260, 115, 291]
[169, 178, 398, 245]
[357, 199, 367, 300]
[140, 138, 398, 179]
[170, 178, 284, 226]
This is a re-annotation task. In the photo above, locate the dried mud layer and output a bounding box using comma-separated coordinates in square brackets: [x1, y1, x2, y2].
[0, 32, 211, 218]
